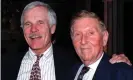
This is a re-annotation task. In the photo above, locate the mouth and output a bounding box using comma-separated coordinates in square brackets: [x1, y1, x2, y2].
[81, 47, 90, 50]
[81, 47, 91, 53]
[29, 34, 42, 40]
[81, 48, 89, 51]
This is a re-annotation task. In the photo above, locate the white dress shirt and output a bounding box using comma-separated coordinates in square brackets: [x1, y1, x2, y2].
[17, 45, 56, 80]
[74, 53, 104, 80]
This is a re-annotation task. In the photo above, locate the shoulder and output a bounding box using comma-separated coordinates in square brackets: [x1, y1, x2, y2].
[99, 53, 133, 73]
[66, 62, 82, 80]
[2, 51, 26, 63]
[111, 63, 133, 79]
[2, 51, 26, 80]
[95, 54, 133, 79]
[113, 62, 133, 72]
[105, 53, 133, 70]
[2, 51, 26, 68]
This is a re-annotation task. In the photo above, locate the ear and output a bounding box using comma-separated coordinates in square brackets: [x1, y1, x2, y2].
[50, 25, 56, 34]
[102, 30, 109, 46]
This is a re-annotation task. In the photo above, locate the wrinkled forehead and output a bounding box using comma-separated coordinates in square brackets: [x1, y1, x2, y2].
[71, 17, 101, 31]
[23, 6, 49, 22]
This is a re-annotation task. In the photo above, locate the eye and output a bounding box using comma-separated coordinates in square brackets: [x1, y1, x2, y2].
[75, 33, 79, 36]
[74, 32, 81, 37]
[38, 20, 44, 24]
[24, 22, 31, 27]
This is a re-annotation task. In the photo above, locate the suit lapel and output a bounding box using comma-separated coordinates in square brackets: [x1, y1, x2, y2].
[53, 46, 62, 80]
[15, 52, 26, 79]
[53, 49, 58, 80]
[92, 53, 112, 80]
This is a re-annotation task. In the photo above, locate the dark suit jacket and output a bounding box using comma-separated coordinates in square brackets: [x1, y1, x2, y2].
[68, 53, 133, 80]
[2, 45, 77, 80]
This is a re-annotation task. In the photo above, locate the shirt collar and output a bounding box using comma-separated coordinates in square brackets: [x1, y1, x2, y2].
[28, 45, 53, 61]
[87, 52, 104, 71]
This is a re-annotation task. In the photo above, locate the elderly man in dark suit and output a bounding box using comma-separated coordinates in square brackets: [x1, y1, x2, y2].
[69, 10, 133, 80]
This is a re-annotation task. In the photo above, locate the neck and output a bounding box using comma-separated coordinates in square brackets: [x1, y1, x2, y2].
[32, 43, 51, 55]
[83, 52, 103, 66]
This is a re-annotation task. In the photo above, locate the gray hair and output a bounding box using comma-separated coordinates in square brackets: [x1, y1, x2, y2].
[20, 1, 57, 28]
[71, 10, 106, 33]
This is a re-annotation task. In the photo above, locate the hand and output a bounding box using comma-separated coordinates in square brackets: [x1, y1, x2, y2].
[109, 53, 132, 66]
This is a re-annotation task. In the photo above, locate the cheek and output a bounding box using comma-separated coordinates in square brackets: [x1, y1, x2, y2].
[88, 36, 102, 46]
[73, 39, 80, 47]
[73, 40, 81, 52]
[41, 29, 51, 42]
[23, 30, 30, 39]
[41, 26, 50, 34]
[89, 37, 103, 55]
[23, 27, 31, 35]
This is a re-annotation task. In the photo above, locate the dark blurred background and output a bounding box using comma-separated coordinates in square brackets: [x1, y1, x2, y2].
[1, 0, 133, 63]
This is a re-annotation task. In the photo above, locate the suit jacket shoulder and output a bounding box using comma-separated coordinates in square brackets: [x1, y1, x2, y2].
[94, 53, 133, 80]
[2, 51, 26, 80]
[67, 53, 133, 80]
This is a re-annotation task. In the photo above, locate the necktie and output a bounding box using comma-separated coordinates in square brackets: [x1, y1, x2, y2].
[77, 66, 90, 80]
[30, 55, 42, 80]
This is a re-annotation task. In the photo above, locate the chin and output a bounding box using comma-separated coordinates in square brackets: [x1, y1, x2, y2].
[30, 45, 42, 49]
[81, 54, 91, 60]
[30, 47, 39, 50]
[83, 57, 90, 61]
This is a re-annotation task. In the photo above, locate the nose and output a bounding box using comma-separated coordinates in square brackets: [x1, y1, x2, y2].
[81, 35, 87, 45]
[30, 25, 38, 32]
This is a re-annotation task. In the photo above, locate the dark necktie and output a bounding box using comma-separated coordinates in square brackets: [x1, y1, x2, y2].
[30, 55, 42, 80]
[77, 66, 90, 80]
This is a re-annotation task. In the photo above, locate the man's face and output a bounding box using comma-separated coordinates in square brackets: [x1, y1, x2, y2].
[23, 6, 55, 54]
[71, 17, 108, 65]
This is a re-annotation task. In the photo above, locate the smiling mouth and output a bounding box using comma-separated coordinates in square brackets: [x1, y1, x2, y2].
[31, 36, 42, 39]
[29, 34, 42, 39]
[81, 48, 89, 51]
[81, 47, 92, 52]
[81, 47, 90, 49]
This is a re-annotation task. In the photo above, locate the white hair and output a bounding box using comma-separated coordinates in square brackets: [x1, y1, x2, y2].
[20, 1, 57, 28]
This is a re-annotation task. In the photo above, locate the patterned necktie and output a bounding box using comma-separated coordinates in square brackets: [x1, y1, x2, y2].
[77, 66, 90, 80]
[30, 55, 42, 80]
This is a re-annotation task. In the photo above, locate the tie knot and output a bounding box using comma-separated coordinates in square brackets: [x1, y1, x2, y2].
[77, 66, 90, 80]
[36, 54, 43, 61]
[82, 66, 90, 74]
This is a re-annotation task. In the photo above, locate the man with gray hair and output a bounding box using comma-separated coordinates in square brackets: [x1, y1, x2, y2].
[68, 10, 133, 80]
[17, 1, 57, 80]
[2, 1, 76, 80]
